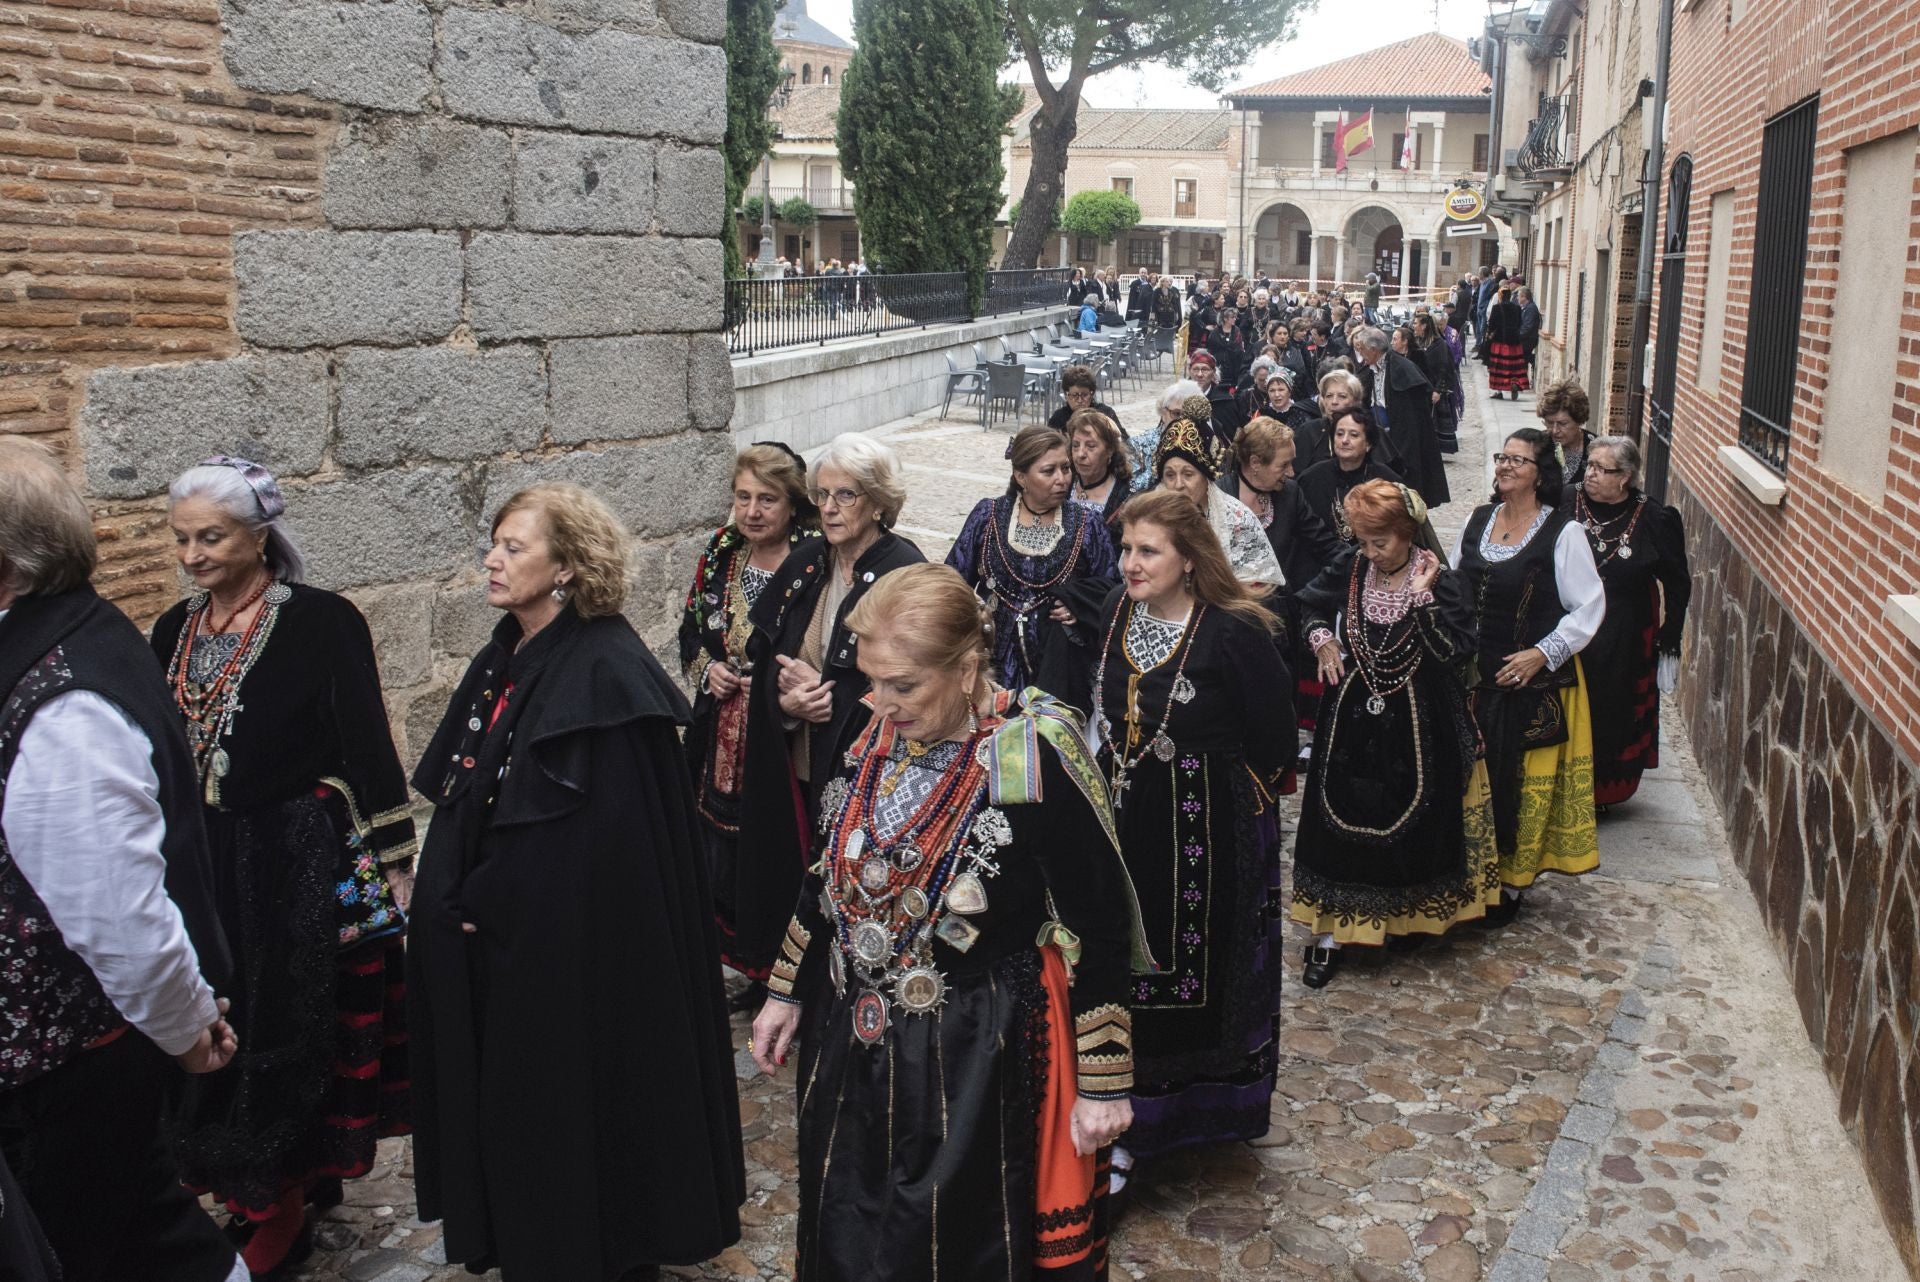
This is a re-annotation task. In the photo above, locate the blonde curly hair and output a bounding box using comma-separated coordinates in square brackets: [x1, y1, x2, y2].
[491, 482, 629, 619]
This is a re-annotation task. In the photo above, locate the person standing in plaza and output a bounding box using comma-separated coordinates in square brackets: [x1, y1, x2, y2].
[1453, 429, 1605, 923]
[1483, 282, 1531, 398]
[1296, 408, 1410, 546]
[1048, 363, 1123, 435]
[154, 458, 415, 1278]
[1565, 435, 1692, 807]
[947, 425, 1119, 713]
[1093, 489, 1293, 1196]
[1291, 481, 1500, 988]
[1127, 265, 1153, 323]
[1516, 286, 1543, 377]
[1412, 312, 1461, 455]
[1066, 408, 1135, 528]
[680, 444, 819, 1006]
[0, 439, 244, 1282]
[733, 435, 925, 988]
[749, 564, 1139, 1281]
[408, 483, 744, 1282]
[1354, 327, 1448, 508]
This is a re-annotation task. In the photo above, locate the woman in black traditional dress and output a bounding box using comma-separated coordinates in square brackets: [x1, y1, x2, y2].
[1093, 490, 1293, 1190]
[1452, 429, 1606, 925]
[1564, 435, 1691, 807]
[155, 458, 415, 1278]
[407, 483, 744, 1281]
[1538, 379, 1596, 487]
[1484, 282, 1530, 399]
[679, 444, 818, 1002]
[1296, 408, 1410, 545]
[1411, 312, 1460, 453]
[1290, 480, 1500, 989]
[948, 425, 1119, 712]
[1066, 408, 1134, 528]
[732, 434, 925, 990]
[750, 564, 1138, 1282]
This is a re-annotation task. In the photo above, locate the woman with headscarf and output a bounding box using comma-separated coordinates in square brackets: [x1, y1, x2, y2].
[408, 484, 744, 1280]
[749, 564, 1139, 1281]
[1152, 408, 1284, 589]
[1291, 480, 1499, 989]
[1094, 490, 1292, 1200]
[679, 444, 819, 1004]
[1564, 435, 1691, 807]
[947, 425, 1119, 713]
[1452, 428, 1605, 925]
[153, 458, 415, 1277]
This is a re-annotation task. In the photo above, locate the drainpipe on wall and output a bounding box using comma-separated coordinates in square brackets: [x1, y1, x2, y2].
[1623, 0, 1677, 441]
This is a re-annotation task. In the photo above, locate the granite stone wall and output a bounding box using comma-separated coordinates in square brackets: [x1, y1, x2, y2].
[1672, 476, 1920, 1268]
[45, 0, 735, 758]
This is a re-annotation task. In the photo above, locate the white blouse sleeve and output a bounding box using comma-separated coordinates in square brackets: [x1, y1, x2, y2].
[1, 690, 220, 1056]
[1536, 522, 1606, 671]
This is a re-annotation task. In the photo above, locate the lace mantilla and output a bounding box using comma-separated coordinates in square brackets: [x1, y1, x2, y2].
[1124, 608, 1188, 671]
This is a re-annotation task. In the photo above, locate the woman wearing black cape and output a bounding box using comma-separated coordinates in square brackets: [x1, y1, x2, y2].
[407, 483, 744, 1281]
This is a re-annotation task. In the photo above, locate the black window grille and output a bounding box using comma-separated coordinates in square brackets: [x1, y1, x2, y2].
[1736, 94, 1819, 475]
[1645, 153, 1693, 504]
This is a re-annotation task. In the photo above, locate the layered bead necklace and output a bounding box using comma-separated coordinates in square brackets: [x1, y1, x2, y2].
[1344, 556, 1426, 716]
[817, 711, 1010, 1045]
[165, 575, 290, 787]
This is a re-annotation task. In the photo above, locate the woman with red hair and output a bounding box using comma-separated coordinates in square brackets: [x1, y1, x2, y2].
[1290, 480, 1499, 989]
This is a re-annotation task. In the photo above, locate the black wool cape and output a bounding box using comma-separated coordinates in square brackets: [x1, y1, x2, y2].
[406, 610, 744, 1280]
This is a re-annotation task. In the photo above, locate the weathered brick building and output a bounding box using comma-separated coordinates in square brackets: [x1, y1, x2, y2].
[1, 0, 735, 759]
[1648, 0, 1920, 1267]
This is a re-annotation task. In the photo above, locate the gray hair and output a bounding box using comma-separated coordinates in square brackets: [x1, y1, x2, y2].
[1354, 327, 1390, 355]
[1161, 378, 1203, 412]
[1249, 357, 1280, 381]
[168, 464, 308, 584]
[1318, 369, 1366, 401]
[0, 436, 97, 597]
[1514, 286, 1534, 303]
[1253, 288, 1270, 304]
[1589, 434, 1642, 486]
[811, 432, 907, 528]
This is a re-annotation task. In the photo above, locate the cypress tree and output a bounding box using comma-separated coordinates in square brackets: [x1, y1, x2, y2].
[722, 0, 782, 279]
[837, 0, 1014, 312]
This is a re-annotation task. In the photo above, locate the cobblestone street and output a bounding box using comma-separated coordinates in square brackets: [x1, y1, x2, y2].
[298, 352, 1902, 1282]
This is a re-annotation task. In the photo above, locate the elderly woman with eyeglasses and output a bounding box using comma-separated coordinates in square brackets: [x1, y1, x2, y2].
[732, 434, 926, 987]
[1451, 428, 1605, 926]
[1047, 363, 1122, 435]
[1563, 435, 1691, 808]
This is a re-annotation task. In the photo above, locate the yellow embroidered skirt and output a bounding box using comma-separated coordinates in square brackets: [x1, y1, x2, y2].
[1498, 665, 1601, 887]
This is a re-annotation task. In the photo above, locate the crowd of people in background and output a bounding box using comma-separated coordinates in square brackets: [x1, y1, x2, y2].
[0, 252, 1693, 1282]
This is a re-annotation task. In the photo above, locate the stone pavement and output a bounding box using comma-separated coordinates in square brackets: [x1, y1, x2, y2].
[296, 351, 1902, 1282]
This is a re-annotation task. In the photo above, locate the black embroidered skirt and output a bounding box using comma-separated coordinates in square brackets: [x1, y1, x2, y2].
[172, 788, 410, 1219]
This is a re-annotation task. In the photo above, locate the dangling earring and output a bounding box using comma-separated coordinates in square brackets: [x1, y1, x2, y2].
[551, 584, 568, 603]
[967, 700, 980, 738]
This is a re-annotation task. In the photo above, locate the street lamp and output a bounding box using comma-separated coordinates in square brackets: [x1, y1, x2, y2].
[753, 64, 793, 278]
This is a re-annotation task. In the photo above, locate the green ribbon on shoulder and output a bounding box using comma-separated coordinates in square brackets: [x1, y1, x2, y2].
[986, 688, 1158, 976]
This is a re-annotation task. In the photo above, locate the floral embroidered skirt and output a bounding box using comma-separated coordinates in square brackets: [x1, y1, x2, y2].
[1112, 751, 1283, 1159]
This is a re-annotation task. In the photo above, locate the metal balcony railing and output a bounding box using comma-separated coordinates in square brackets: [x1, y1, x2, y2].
[724, 268, 1072, 356]
[1517, 95, 1571, 173]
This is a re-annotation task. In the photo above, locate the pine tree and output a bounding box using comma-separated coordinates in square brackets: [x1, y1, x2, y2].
[837, 0, 1016, 312]
[722, 0, 782, 279]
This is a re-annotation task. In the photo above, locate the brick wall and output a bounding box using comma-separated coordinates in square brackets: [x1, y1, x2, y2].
[0, 0, 339, 620]
[5, 0, 736, 763]
[1657, 0, 1920, 1270]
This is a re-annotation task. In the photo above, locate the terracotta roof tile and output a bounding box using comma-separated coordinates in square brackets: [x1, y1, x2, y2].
[1230, 33, 1490, 101]
[1067, 109, 1231, 151]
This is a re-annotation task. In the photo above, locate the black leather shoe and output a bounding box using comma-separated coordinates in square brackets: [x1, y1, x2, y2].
[1483, 894, 1523, 928]
[1301, 945, 1341, 989]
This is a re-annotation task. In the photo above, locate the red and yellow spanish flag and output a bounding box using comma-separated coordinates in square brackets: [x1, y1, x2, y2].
[1339, 109, 1375, 169]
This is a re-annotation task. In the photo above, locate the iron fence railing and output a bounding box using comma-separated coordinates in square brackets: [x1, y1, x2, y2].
[1517, 94, 1570, 173]
[725, 268, 1073, 356]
